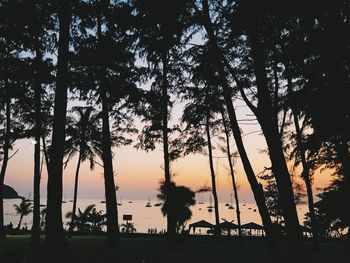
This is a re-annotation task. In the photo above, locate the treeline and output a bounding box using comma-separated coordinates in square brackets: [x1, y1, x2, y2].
[0, 0, 349, 259]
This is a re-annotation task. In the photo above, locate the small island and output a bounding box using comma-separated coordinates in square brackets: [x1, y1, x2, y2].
[3, 184, 21, 199]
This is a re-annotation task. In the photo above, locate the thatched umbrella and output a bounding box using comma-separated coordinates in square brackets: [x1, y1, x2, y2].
[189, 220, 214, 234]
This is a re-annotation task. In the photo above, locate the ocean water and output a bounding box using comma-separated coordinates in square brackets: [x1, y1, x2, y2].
[3, 198, 308, 233]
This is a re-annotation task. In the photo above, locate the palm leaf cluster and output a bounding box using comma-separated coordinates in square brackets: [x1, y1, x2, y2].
[65, 204, 106, 233]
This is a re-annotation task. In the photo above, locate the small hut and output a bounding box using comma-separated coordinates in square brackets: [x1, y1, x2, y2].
[219, 221, 239, 236]
[189, 220, 214, 234]
[241, 222, 265, 236]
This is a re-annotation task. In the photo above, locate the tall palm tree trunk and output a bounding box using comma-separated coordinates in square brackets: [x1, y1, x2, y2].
[101, 87, 119, 244]
[97, 11, 119, 244]
[205, 114, 220, 235]
[0, 95, 11, 238]
[17, 214, 24, 230]
[69, 150, 82, 232]
[31, 34, 43, 247]
[222, 113, 242, 237]
[46, 0, 70, 247]
[161, 52, 175, 237]
[246, 21, 303, 255]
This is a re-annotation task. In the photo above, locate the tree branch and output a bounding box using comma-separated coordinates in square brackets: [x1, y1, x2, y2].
[8, 149, 19, 161]
[221, 57, 259, 116]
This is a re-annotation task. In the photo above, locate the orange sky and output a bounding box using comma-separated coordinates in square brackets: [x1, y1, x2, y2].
[4, 101, 333, 204]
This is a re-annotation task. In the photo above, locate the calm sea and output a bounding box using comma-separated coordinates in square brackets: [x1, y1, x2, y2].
[4, 198, 308, 233]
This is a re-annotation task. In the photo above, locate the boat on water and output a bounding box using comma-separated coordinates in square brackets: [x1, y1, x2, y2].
[153, 197, 162, 207]
[145, 196, 152, 207]
[116, 195, 123, 206]
[228, 193, 234, 209]
[207, 194, 213, 212]
[62, 194, 67, 203]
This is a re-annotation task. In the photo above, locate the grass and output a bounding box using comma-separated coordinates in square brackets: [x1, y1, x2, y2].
[0, 235, 349, 263]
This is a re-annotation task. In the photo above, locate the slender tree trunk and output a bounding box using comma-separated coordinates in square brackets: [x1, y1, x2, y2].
[97, 10, 119, 245]
[31, 34, 43, 247]
[161, 52, 175, 237]
[205, 113, 220, 235]
[0, 95, 11, 238]
[197, 2, 282, 261]
[293, 115, 318, 246]
[286, 70, 319, 249]
[220, 89, 275, 238]
[42, 135, 50, 176]
[101, 87, 119, 244]
[221, 112, 242, 237]
[198, 0, 275, 240]
[17, 214, 24, 230]
[69, 150, 82, 233]
[46, 0, 70, 247]
[246, 19, 303, 255]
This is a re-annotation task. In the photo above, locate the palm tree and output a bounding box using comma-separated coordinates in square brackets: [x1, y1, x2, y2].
[96, 0, 119, 243]
[13, 198, 33, 230]
[70, 0, 139, 244]
[158, 182, 195, 234]
[64, 106, 102, 233]
[45, 0, 71, 247]
[65, 204, 105, 233]
[132, 0, 192, 237]
[181, 43, 232, 236]
[0, 0, 27, 238]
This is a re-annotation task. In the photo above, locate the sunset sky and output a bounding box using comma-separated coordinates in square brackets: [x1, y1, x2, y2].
[4, 97, 332, 203]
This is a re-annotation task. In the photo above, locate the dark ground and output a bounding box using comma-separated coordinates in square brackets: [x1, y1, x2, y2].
[0, 234, 349, 263]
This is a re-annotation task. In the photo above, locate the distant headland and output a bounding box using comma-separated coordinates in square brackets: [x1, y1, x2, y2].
[3, 184, 21, 199]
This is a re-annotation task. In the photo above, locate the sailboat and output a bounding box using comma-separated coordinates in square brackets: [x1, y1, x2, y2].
[100, 194, 106, 203]
[198, 194, 204, 204]
[62, 193, 67, 203]
[145, 196, 152, 207]
[228, 193, 234, 210]
[154, 197, 162, 207]
[117, 195, 122, 206]
[207, 194, 213, 212]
